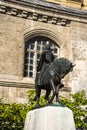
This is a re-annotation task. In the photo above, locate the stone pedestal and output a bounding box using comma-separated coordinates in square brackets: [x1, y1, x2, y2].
[24, 106, 76, 130]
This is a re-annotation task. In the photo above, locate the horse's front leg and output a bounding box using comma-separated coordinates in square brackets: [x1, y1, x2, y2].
[48, 79, 56, 103]
[45, 87, 51, 100]
[34, 84, 41, 106]
[55, 85, 59, 102]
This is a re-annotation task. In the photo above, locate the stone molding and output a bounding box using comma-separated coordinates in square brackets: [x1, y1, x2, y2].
[0, 0, 87, 26]
[2, 0, 87, 21]
[0, 80, 71, 92]
[0, 0, 87, 25]
[24, 28, 64, 46]
[0, 80, 33, 88]
[0, 3, 70, 26]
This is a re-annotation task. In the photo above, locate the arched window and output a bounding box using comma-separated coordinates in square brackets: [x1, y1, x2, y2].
[24, 36, 59, 78]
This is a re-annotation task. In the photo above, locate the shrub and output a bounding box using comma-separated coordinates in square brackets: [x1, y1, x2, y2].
[59, 90, 87, 129]
[0, 102, 30, 130]
[0, 90, 87, 130]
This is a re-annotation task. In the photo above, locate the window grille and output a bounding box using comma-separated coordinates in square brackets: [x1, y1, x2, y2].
[24, 36, 59, 78]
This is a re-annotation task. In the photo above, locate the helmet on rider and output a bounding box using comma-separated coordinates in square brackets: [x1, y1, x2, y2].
[45, 41, 51, 50]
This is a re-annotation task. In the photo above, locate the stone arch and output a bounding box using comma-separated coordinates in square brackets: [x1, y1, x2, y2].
[23, 28, 64, 78]
[24, 28, 64, 47]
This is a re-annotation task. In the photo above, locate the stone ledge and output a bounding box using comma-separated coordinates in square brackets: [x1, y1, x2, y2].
[10, 0, 87, 18]
[0, 80, 34, 88]
[0, 4, 70, 26]
[1, 0, 87, 24]
[0, 80, 71, 92]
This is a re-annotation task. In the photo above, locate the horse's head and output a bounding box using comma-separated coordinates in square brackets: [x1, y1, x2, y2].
[54, 58, 75, 78]
[65, 62, 75, 74]
[61, 61, 75, 78]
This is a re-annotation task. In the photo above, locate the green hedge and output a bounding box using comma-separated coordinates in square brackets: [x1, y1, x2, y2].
[0, 90, 87, 130]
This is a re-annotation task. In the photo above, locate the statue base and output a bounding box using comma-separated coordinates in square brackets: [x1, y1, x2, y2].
[24, 106, 76, 130]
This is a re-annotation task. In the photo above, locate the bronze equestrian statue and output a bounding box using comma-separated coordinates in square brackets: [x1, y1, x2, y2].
[34, 43, 75, 105]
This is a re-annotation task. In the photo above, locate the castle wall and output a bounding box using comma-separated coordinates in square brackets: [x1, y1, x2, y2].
[70, 22, 87, 93]
[0, 0, 87, 103]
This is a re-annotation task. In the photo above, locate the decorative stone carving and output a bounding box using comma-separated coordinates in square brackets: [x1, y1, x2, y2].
[0, 4, 71, 26]
[0, 5, 6, 13]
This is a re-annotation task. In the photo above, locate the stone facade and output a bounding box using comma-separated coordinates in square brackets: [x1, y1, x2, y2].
[0, 0, 87, 103]
[70, 22, 87, 93]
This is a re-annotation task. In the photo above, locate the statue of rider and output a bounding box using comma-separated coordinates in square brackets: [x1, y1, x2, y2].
[37, 41, 55, 86]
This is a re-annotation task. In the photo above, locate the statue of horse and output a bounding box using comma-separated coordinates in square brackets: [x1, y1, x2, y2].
[34, 57, 75, 104]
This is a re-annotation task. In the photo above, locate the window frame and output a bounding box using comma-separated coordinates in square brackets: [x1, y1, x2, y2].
[24, 36, 60, 79]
